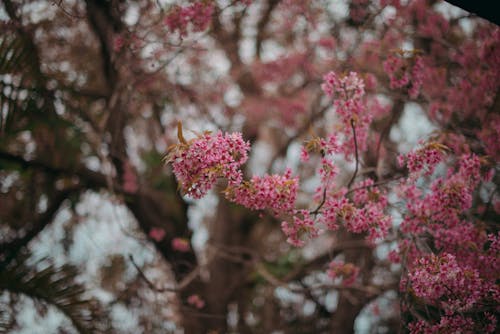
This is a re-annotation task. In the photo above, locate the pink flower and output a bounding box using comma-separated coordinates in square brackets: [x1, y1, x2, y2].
[167, 131, 250, 199]
[383, 53, 425, 98]
[281, 210, 318, 247]
[149, 227, 166, 242]
[400, 141, 448, 179]
[320, 70, 371, 157]
[122, 161, 138, 193]
[164, 2, 214, 37]
[327, 260, 360, 286]
[299, 146, 309, 162]
[113, 35, 125, 52]
[408, 253, 488, 312]
[171, 237, 190, 252]
[226, 168, 298, 215]
[187, 294, 205, 309]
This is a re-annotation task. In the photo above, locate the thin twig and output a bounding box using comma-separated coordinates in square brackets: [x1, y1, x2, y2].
[347, 119, 359, 189]
[128, 254, 178, 292]
[345, 175, 405, 197]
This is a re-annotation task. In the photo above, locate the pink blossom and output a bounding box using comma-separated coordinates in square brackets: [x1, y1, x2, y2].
[226, 168, 298, 215]
[113, 35, 125, 52]
[321, 70, 371, 156]
[149, 227, 166, 242]
[383, 54, 424, 98]
[167, 131, 250, 199]
[171, 237, 190, 252]
[327, 260, 360, 286]
[122, 160, 138, 193]
[383, 54, 409, 89]
[187, 294, 205, 309]
[299, 146, 309, 162]
[399, 141, 448, 178]
[281, 210, 318, 247]
[164, 2, 214, 37]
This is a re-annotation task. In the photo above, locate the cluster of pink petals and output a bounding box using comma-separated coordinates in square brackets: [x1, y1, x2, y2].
[408, 253, 489, 312]
[383, 55, 409, 89]
[433, 224, 500, 281]
[227, 168, 298, 215]
[252, 53, 309, 84]
[411, 0, 450, 40]
[322, 71, 366, 125]
[398, 141, 448, 179]
[383, 54, 424, 98]
[281, 210, 318, 247]
[327, 260, 360, 286]
[168, 131, 250, 199]
[322, 71, 365, 101]
[478, 115, 500, 160]
[318, 182, 391, 242]
[408, 313, 497, 334]
[398, 152, 499, 331]
[401, 154, 482, 233]
[301, 133, 340, 164]
[187, 294, 205, 309]
[321, 70, 372, 156]
[408, 56, 424, 98]
[164, 2, 214, 37]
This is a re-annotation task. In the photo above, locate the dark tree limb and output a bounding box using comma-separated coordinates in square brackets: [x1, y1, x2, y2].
[0, 186, 82, 267]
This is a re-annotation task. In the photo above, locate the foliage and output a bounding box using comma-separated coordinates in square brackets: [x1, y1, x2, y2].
[0, 253, 111, 333]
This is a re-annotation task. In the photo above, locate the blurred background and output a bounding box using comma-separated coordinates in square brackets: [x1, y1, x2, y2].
[0, 0, 498, 333]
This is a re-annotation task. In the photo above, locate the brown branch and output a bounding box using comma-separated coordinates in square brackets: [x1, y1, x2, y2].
[282, 240, 371, 282]
[85, 0, 128, 175]
[0, 150, 113, 191]
[255, 0, 281, 59]
[267, 92, 330, 171]
[345, 175, 405, 197]
[347, 119, 359, 189]
[0, 186, 82, 266]
[375, 99, 404, 166]
[128, 254, 178, 293]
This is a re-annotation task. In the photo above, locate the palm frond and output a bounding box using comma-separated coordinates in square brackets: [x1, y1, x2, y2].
[0, 253, 111, 334]
[0, 24, 50, 137]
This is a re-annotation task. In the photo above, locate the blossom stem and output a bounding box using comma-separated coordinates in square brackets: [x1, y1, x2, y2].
[347, 118, 359, 189]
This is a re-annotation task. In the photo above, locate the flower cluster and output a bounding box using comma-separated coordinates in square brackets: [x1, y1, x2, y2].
[167, 131, 250, 198]
[226, 168, 298, 215]
[300, 134, 340, 163]
[398, 141, 448, 179]
[321, 71, 366, 123]
[383, 53, 424, 98]
[408, 253, 488, 312]
[321, 191, 391, 243]
[321, 71, 372, 156]
[327, 260, 360, 286]
[401, 153, 483, 233]
[281, 210, 318, 247]
[164, 2, 214, 37]
[408, 314, 497, 334]
[187, 294, 205, 309]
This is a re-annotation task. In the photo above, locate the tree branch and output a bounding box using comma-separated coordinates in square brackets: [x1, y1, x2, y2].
[347, 119, 359, 189]
[0, 186, 82, 266]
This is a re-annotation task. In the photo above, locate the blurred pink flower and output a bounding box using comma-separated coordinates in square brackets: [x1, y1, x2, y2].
[149, 227, 166, 242]
[171, 238, 190, 252]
